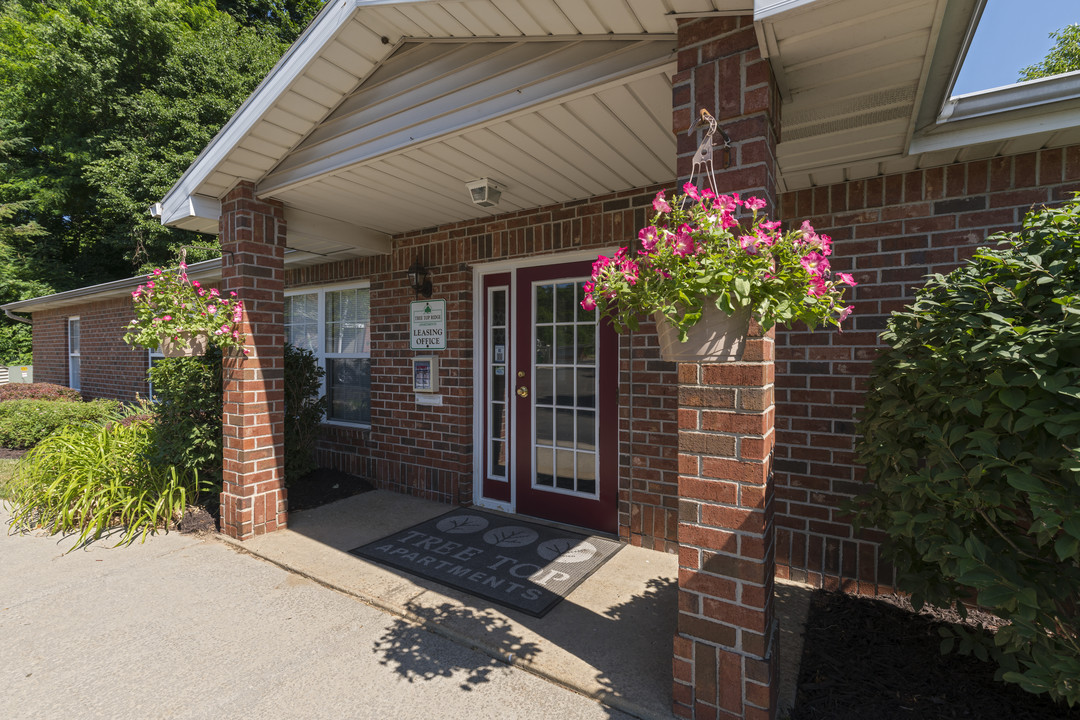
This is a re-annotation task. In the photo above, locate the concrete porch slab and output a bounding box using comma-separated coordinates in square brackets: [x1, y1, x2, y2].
[222, 491, 812, 719]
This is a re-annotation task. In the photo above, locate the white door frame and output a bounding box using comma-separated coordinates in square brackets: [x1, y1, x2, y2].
[470, 249, 616, 513]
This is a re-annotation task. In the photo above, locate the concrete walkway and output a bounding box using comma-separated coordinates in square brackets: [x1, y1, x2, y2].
[226, 491, 814, 719]
[2, 493, 813, 719]
[0, 507, 635, 720]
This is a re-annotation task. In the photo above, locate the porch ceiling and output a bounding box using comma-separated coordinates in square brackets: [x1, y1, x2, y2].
[163, 0, 1070, 249]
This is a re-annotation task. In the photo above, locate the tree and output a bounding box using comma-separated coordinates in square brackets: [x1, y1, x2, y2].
[0, 0, 316, 291]
[1019, 24, 1080, 81]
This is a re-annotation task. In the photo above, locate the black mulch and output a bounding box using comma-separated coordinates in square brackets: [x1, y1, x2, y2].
[790, 591, 1080, 720]
[286, 467, 374, 512]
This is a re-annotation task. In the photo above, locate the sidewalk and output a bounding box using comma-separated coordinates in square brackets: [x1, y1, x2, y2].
[226, 491, 813, 719]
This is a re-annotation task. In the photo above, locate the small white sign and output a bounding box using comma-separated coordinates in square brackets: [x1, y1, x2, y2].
[415, 393, 444, 406]
[410, 299, 446, 350]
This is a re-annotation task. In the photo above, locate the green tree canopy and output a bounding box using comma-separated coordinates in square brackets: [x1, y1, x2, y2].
[0, 0, 319, 362]
[1019, 23, 1080, 81]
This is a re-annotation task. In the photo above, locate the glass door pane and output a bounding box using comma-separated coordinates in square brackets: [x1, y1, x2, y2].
[531, 280, 598, 497]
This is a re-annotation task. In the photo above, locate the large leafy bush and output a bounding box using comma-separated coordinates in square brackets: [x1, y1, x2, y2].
[0, 398, 121, 448]
[854, 199, 1080, 705]
[7, 420, 209, 547]
[146, 350, 222, 483]
[284, 343, 325, 484]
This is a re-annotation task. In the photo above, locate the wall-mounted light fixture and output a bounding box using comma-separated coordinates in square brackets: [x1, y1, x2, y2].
[465, 178, 502, 208]
[407, 258, 433, 299]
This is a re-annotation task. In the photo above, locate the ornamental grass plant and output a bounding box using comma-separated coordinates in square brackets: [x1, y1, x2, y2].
[583, 184, 856, 340]
[6, 419, 211, 548]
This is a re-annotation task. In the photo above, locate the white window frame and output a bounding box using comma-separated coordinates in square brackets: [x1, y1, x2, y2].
[285, 281, 371, 428]
[67, 316, 81, 391]
[146, 347, 165, 399]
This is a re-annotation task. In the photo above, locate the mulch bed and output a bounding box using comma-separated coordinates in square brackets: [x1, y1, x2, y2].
[791, 591, 1080, 720]
[0, 448, 26, 459]
[178, 466, 374, 534]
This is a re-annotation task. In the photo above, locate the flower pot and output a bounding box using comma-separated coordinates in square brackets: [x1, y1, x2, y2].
[159, 331, 209, 358]
[654, 304, 751, 363]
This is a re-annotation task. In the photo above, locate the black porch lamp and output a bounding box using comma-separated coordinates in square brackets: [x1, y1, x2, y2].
[407, 258, 433, 299]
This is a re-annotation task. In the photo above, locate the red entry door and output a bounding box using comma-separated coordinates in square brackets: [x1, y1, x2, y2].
[511, 260, 618, 534]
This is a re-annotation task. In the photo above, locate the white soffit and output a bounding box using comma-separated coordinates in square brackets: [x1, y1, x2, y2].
[157, 0, 746, 242]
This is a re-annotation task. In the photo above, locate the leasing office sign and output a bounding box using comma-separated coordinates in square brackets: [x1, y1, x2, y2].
[410, 299, 446, 350]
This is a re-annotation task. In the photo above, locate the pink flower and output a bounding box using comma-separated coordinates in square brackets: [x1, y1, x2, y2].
[638, 226, 660, 254]
[808, 276, 827, 297]
[207, 305, 217, 314]
[720, 211, 739, 230]
[153, 269, 162, 276]
[197, 288, 205, 296]
[672, 224, 696, 256]
[838, 272, 857, 286]
[209, 288, 220, 297]
[146, 281, 155, 289]
[580, 293, 597, 312]
[716, 195, 739, 212]
[800, 252, 829, 275]
[131, 289, 141, 298]
[739, 235, 759, 255]
[682, 182, 701, 201]
[760, 220, 782, 231]
[743, 197, 767, 211]
[229, 292, 237, 297]
[179, 262, 187, 270]
[192, 280, 200, 287]
[652, 191, 671, 214]
[837, 305, 854, 323]
[162, 315, 172, 322]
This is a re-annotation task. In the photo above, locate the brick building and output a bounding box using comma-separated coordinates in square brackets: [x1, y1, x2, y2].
[6, 2, 1080, 717]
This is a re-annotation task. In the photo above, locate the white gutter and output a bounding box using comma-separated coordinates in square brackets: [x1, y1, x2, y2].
[0, 259, 223, 314]
[937, 69, 1080, 124]
[4, 308, 31, 325]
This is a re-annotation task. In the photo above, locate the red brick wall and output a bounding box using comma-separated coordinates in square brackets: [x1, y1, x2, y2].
[286, 185, 684, 548]
[773, 146, 1080, 592]
[32, 298, 148, 401]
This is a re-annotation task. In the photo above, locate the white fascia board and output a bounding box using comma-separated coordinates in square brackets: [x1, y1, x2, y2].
[939, 70, 1080, 124]
[157, 0, 371, 228]
[161, 195, 222, 229]
[284, 207, 392, 255]
[753, 0, 818, 21]
[910, 101, 1080, 155]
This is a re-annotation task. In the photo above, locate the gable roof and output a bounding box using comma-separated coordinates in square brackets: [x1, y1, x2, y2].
[154, 0, 1080, 248]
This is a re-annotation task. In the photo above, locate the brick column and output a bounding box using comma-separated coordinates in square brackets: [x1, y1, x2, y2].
[671, 16, 780, 720]
[219, 181, 287, 539]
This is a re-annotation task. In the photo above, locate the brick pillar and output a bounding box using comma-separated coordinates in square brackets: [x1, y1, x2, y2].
[671, 16, 780, 720]
[219, 181, 287, 540]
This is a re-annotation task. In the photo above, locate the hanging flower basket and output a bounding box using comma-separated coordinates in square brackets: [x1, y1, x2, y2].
[159, 331, 210, 358]
[654, 304, 751, 363]
[123, 262, 248, 356]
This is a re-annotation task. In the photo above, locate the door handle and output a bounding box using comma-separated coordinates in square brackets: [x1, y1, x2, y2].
[516, 386, 529, 398]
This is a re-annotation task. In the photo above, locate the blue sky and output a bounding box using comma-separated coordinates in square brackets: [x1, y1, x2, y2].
[953, 0, 1078, 95]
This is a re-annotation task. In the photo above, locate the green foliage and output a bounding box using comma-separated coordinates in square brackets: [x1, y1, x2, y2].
[284, 343, 325, 483]
[146, 350, 223, 482]
[6, 419, 210, 548]
[217, 0, 320, 42]
[1020, 24, 1080, 82]
[0, 382, 81, 402]
[0, 398, 121, 448]
[0, 0, 289, 293]
[854, 199, 1080, 706]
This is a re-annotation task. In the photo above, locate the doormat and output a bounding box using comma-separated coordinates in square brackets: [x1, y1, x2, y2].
[349, 508, 623, 618]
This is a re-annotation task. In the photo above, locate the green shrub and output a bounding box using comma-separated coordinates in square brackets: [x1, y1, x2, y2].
[6, 420, 209, 547]
[0, 398, 122, 449]
[284, 343, 326, 484]
[147, 350, 222, 483]
[854, 199, 1080, 705]
[0, 382, 81, 402]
